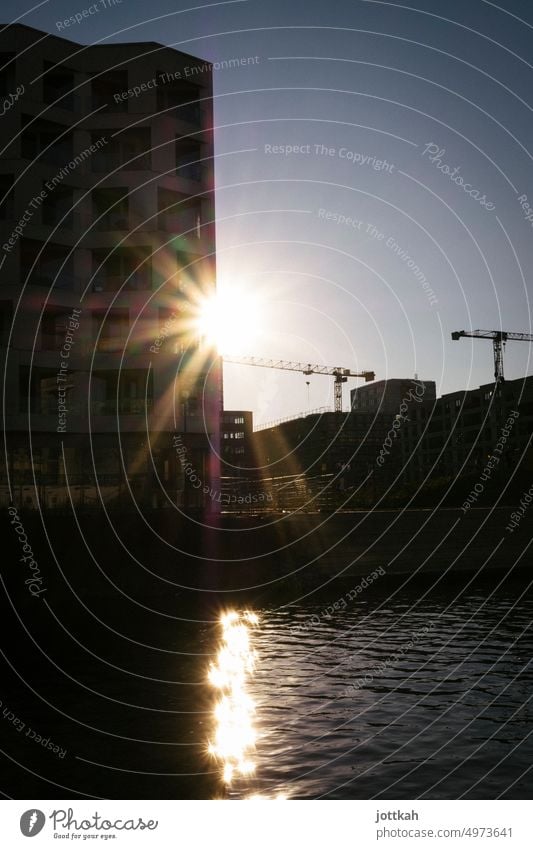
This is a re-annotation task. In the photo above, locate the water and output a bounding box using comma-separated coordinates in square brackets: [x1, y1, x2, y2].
[210, 578, 533, 799]
[3, 571, 531, 800]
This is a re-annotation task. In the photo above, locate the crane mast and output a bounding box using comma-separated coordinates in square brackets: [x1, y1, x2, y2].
[451, 330, 533, 383]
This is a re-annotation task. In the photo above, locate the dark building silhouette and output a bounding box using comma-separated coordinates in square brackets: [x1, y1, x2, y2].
[351, 377, 436, 413]
[252, 409, 398, 509]
[0, 24, 221, 511]
[400, 375, 533, 489]
[220, 410, 253, 471]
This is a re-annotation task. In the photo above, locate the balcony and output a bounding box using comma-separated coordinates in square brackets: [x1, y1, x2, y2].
[92, 398, 154, 415]
[43, 62, 75, 111]
[92, 129, 151, 172]
[92, 247, 152, 292]
[21, 118, 74, 167]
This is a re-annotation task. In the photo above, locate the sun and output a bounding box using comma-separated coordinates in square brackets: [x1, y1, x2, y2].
[196, 287, 264, 355]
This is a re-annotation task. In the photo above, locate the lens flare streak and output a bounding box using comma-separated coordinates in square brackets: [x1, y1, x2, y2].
[207, 611, 259, 786]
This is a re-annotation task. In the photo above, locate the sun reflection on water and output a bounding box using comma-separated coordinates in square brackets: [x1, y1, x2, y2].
[207, 610, 260, 788]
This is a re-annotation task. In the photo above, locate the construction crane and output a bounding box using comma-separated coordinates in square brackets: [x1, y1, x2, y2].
[451, 330, 533, 383]
[223, 356, 375, 412]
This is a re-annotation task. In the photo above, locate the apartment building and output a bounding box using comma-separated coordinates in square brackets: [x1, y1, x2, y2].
[350, 377, 436, 414]
[0, 24, 221, 511]
[400, 376, 533, 486]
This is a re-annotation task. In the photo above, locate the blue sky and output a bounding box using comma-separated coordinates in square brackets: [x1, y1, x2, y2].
[4, 0, 533, 423]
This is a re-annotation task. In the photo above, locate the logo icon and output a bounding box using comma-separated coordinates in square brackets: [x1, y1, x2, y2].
[20, 810, 45, 837]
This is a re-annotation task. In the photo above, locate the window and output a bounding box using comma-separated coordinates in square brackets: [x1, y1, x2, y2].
[41, 308, 72, 350]
[91, 369, 153, 415]
[158, 306, 177, 331]
[0, 174, 14, 220]
[234, 432, 245, 439]
[92, 309, 129, 353]
[156, 78, 201, 124]
[175, 138, 203, 182]
[43, 62, 74, 110]
[92, 128, 151, 171]
[0, 54, 15, 98]
[20, 366, 74, 414]
[92, 70, 128, 112]
[234, 416, 244, 424]
[158, 188, 201, 236]
[0, 300, 13, 345]
[21, 117, 73, 167]
[92, 247, 151, 292]
[92, 187, 129, 230]
[41, 184, 74, 228]
[20, 239, 75, 289]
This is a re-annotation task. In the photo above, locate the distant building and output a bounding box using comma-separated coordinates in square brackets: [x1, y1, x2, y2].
[220, 411, 253, 470]
[351, 378, 436, 414]
[400, 375, 533, 486]
[252, 410, 397, 508]
[0, 24, 221, 511]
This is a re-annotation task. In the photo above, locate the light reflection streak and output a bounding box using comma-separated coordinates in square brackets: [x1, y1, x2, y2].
[207, 610, 259, 787]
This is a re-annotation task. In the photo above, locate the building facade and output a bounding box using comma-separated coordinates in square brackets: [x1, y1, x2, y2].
[400, 376, 533, 487]
[351, 377, 436, 414]
[0, 24, 221, 511]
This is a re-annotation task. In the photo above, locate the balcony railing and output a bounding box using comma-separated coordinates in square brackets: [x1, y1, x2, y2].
[92, 398, 153, 415]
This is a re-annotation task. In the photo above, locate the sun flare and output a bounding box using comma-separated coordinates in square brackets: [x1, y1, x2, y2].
[196, 287, 264, 355]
